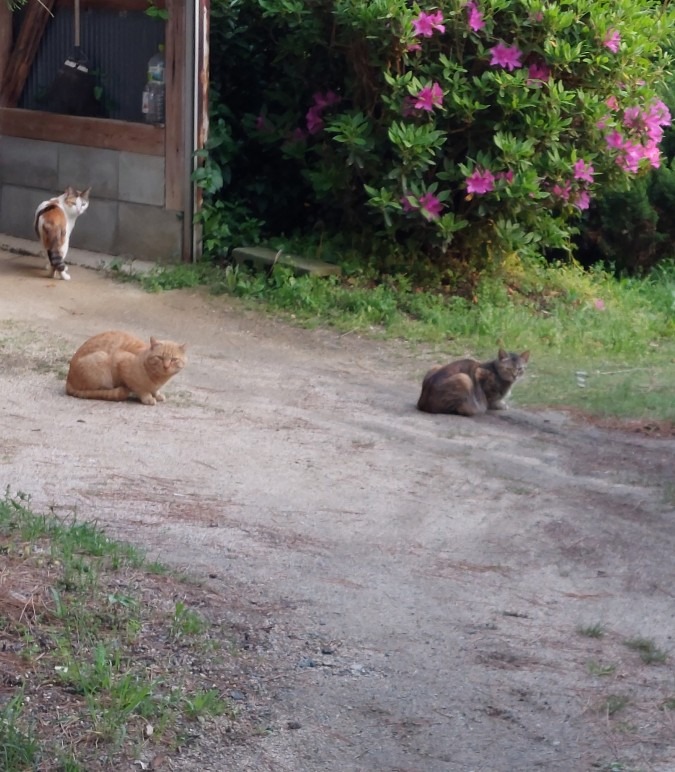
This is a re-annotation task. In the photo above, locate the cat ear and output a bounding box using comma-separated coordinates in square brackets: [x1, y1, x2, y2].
[498, 348, 508, 360]
[520, 350, 530, 362]
[64, 186, 75, 196]
[179, 343, 187, 352]
[150, 336, 159, 348]
[80, 187, 91, 199]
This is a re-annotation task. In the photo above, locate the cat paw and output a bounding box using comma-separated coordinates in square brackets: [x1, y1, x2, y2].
[490, 401, 508, 410]
[140, 395, 157, 406]
[59, 270, 71, 281]
[154, 392, 166, 402]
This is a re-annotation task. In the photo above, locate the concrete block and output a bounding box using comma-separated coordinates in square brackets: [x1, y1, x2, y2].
[118, 152, 165, 206]
[0, 184, 56, 241]
[117, 202, 182, 261]
[70, 197, 118, 253]
[58, 145, 119, 199]
[0, 137, 59, 188]
[232, 246, 342, 278]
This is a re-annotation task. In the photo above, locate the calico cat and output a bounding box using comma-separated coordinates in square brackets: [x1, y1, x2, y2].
[417, 348, 529, 416]
[34, 186, 90, 281]
[66, 331, 187, 405]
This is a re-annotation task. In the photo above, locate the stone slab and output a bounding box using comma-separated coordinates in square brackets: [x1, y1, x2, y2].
[232, 246, 342, 278]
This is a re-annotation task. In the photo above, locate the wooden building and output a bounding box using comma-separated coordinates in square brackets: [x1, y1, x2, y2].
[0, 0, 209, 262]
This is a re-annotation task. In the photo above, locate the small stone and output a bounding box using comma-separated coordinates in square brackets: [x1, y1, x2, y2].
[287, 721, 302, 730]
[298, 657, 317, 668]
[321, 646, 335, 655]
[229, 690, 246, 701]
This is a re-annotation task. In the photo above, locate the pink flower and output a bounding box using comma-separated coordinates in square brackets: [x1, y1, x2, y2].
[305, 91, 341, 135]
[255, 114, 268, 131]
[605, 130, 626, 150]
[603, 30, 621, 53]
[465, 1, 485, 32]
[617, 141, 644, 173]
[466, 168, 495, 194]
[407, 42, 422, 53]
[573, 159, 594, 184]
[412, 10, 445, 37]
[400, 195, 417, 213]
[642, 143, 662, 169]
[312, 90, 341, 109]
[489, 42, 523, 72]
[593, 298, 605, 310]
[414, 82, 444, 112]
[527, 61, 550, 85]
[496, 170, 514, 184]
[605, 96, 619, 110]
[551, 181, 571, 201]
[419, 192, 443, 220]
[574, 190, 591, 210]
[290, 127, 307, 142]
[306, 106, 324, 134]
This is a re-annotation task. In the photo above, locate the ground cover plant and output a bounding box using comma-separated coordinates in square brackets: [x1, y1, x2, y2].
[0, 491, 261, 770]
[115, 253, 675, 429]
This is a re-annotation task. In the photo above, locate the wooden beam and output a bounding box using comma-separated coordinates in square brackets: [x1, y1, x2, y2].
[164, 0, 184, 212]
[1, 0, 56, 109]
[56, 0, 166, 9]
[0, 5, 12, 98]
[0, 108, 165, 155]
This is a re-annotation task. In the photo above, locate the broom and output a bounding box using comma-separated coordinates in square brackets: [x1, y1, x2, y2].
[44, 0, 106, 118]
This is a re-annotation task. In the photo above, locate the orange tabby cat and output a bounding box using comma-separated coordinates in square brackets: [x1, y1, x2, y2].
[66, 331, 187, 405]
[34, 186, 90, 281]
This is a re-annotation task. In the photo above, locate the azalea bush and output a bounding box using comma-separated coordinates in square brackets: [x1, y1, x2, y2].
[205, 0, 675, 275]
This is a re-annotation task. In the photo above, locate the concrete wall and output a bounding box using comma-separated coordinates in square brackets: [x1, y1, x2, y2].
[0, 136, 182, 261]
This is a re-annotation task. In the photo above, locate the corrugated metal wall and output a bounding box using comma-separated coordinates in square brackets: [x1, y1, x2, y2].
[16, 8, 164, 122]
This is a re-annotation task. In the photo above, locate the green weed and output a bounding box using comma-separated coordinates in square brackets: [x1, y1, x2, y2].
[113, 255, 675, 423]
[623, 637, 668, 664]
[0, 694, 38, 769]
[602, 695, 630, 716]
[577, 623, 605, 638]
[171, 601, 208, 638]
[587, 660, 616, 677]
[0, 491, 246, 768]
[182, 689, 231, 720]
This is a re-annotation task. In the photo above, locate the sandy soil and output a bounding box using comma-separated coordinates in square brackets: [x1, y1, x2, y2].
[1, 244, 674, 772]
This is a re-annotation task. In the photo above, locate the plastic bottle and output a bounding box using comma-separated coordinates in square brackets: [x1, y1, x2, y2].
[141, 45, 165, 124]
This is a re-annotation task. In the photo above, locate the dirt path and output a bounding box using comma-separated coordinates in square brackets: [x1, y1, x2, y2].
[1, 245, 674, 772]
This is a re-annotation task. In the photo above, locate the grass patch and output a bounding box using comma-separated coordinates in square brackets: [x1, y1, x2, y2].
[587, 660, 616, 677]
[0, 490, 254, 769]
[601, 694, 631, 716]
[623, 637, 668, 665]
[112, 255, 675, 424]
[577, 623, 605, 638]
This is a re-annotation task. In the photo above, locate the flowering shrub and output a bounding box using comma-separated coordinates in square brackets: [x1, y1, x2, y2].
[206, 0, 675, 272]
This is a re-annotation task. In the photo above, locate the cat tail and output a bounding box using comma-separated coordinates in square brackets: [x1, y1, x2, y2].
[417, 365, 443, 412]
[47, 248, 67, 274]
[65, 383, 131, 401]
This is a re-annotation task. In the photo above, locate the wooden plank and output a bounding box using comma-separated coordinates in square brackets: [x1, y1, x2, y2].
[55, 0, 166, 9]
[0, 107, 165, 155]
[1, 0, 56, 108]
[0, 5, 12, 95]
[164, 0, 184, 213]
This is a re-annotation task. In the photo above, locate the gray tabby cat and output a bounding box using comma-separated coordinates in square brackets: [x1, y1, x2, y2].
[417, 348, 530, 416]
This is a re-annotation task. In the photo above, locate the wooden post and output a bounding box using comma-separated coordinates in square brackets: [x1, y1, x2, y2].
[164, 0, 185, 214]
[0, 4, 12, 96]
[0, 0, 57, 108]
